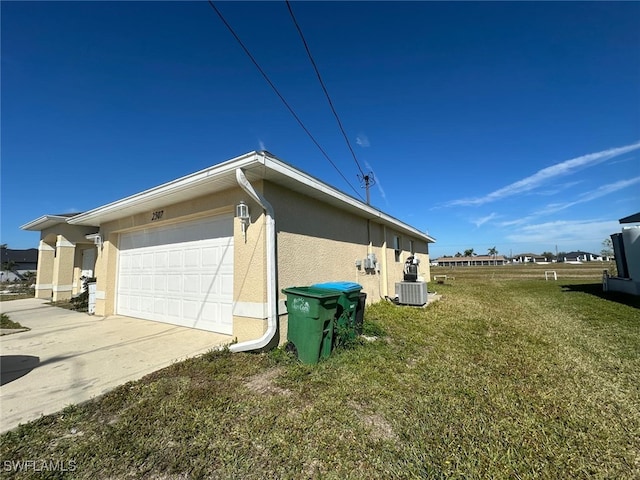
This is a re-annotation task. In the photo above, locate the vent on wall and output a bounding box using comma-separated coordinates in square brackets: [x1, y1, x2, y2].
[395, 281, 428, 306]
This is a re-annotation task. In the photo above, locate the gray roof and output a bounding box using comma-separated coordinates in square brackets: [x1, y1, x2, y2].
[619, 212, 640, 224]
[1, 248, 38, 264]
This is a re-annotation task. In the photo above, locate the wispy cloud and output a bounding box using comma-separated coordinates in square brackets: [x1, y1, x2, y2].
[497, 176, 640, 227]
[258, 139, 266, 151]
[472, 212, 498, 227]
[536, 176, 640, 216]
[356, 134, 370, 148]
[506, 219, 619, 246]
[444, 141, 640, 207]
[536, 180, 583, 196]
[609, 155, 636, 166]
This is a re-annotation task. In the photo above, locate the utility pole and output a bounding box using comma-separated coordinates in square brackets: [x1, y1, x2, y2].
[358, 171, 375, 205]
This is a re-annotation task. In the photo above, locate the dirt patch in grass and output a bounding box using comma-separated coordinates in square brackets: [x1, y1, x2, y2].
[244, 367, 292, 396]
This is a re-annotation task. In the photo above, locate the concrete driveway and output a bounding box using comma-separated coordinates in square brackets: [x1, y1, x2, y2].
[0, 298, 230, 433]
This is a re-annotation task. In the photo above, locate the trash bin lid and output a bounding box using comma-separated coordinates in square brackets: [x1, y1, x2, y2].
[312, 281, 362, 293]
[281, 286, 342, 299]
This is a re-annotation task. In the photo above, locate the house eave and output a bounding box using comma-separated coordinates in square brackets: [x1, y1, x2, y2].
[20, 215, 76, 232]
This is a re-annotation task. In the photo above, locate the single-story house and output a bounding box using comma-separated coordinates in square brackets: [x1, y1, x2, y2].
[435, 255, 507, 267]
[0, 247, 39, 275]
[512, 253, 551, 264]
[22, 151, 435, 351]
[562, 251, 603, 263]
[604, 212, 640, 295]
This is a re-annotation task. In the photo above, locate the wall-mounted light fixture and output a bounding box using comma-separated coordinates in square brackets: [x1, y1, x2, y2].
[85, 233, 102, 249]
[236, 201, 250, 242]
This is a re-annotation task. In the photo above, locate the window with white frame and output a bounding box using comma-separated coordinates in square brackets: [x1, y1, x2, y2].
[394, 235, 401, 262]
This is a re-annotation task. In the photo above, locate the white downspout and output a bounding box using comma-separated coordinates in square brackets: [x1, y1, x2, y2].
[229, 167, 278, 352]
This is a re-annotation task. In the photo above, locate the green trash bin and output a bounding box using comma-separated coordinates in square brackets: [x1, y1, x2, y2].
[282, 286, 341, 364]
[312, 282, 363, 346]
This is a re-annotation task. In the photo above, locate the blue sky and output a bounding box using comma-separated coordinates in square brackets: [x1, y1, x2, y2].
[2, 1, 639, 258]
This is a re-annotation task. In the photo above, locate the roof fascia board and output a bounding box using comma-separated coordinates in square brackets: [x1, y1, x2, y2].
[20, 215, 73, 231]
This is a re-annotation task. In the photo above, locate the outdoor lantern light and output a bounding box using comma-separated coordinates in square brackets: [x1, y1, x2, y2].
[236, 201, 250, 242]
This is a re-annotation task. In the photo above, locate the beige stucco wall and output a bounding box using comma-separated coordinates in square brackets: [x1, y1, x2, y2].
[51, 236, 75, 301]
[265, 181, 431, 305]
[41, 224, 98, 246]
[35, 241, 54, 299]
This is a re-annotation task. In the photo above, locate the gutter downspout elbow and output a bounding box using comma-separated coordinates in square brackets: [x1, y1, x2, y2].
[230, 168, 278, 352]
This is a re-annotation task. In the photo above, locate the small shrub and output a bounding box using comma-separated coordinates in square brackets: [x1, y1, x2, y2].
[1, 313, 25, 330]
[361, 318, 386, 337]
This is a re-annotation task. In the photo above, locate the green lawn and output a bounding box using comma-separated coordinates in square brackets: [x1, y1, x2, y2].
[1, 265, 638, 479]
[0, 313, 26, 330]
[0, 293, 34, 302]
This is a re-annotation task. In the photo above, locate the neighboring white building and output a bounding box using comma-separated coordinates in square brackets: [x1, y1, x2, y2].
[603, 212, 640, 296]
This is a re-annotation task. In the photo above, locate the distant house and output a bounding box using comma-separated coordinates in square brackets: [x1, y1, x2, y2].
[436, 255, 507, 267]
[512, 253, 550, 264]
[1, 247, 38, 277]
[562, 251, 603, 263]
[604, 212, 640, 295]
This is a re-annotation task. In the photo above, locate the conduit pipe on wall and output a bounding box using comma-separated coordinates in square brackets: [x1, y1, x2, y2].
[230, 167, 278, 352]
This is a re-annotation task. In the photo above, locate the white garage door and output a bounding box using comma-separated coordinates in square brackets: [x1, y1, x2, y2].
[116, 215, 234, 334]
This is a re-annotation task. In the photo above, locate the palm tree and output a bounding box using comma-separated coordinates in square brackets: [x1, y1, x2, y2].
[488, 246, 498, 265]
[1, 259, 16, 272]
[463, 248, 475, 257]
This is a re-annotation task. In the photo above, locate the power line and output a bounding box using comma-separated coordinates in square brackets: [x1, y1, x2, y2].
[206, 1, 364, 201]
[285, 0, 366, 178]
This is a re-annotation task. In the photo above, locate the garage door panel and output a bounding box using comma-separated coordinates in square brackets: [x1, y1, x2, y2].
[220, 303, 233, 328]
[155, 252, 168, 268]
[168, 299, 181, 317]
[129, 295, 139, 312]
[154, 297, 167, 315]
[221, 273, 234, 296]
[168, 251, 182, 267]
[167, 274, 181, 293]
[202, 246, 218, 266]
[182, 300, 198, 321]
[200, 274, 217, 295]
[117, 215, 234, 334]
[141, 275, 153, 291]
[184, 274, 200, 294]
[184, 249, 199, 267]
[141, 296, 153, 314]
[153, 275, 167, 292]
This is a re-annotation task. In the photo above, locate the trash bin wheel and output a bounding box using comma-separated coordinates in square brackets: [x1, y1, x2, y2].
[285, 341, 298, 358]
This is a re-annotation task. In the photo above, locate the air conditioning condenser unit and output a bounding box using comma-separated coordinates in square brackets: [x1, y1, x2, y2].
[395, 281, 428, 306]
